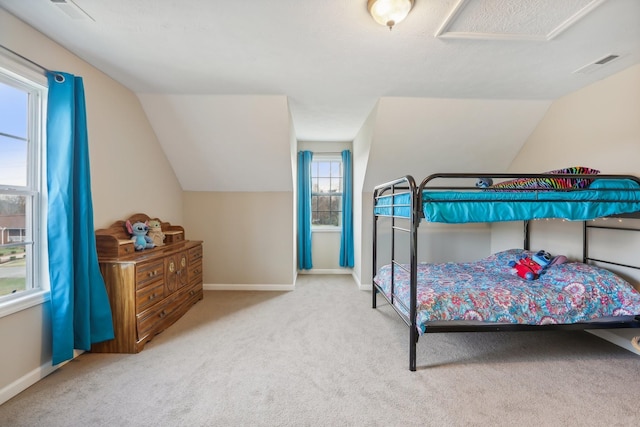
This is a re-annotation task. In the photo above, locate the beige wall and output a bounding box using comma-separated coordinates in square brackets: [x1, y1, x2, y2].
[494, 63, 640, 277]
[0, 10, 183, 403]
[492, 64, 640, 256]
[138, 94, 293, 193]
[509, 64, 640, 175]
[498, 64, 640, 351]
[183, 191, 294, 287]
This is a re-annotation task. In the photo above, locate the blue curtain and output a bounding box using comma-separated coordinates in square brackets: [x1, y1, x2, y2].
[47, 72, 114, 365]
[297, 151, 313, 269]
[339, 150, 354, 267]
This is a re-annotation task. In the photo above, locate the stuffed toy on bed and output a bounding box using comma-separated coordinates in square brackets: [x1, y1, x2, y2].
[475, 177, 494, 188]
[125, 220, 155, 251]
[509, 250, 566, 280]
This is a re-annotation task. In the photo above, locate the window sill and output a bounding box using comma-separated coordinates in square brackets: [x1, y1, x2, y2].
[0, 290, 50, 318]
[312, 227, 341, 233]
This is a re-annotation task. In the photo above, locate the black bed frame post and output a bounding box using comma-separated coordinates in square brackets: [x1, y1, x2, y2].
[372, 189, 379, 309]
[523, 220, 530, 250]
[409, 182, 418, 371]
[391, 185, 396, 308]
[583, 220, 588, 264]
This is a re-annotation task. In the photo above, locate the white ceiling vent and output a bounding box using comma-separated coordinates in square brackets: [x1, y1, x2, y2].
[573, 54, 621, 74]
[49, 0, 94, 20]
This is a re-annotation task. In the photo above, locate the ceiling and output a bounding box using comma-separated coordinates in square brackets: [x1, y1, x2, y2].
[0, 0, 639, 142]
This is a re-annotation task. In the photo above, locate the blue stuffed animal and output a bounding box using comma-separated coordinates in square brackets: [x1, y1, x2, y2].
[126, 220, 155, 251]
[475, 177, 494, 188]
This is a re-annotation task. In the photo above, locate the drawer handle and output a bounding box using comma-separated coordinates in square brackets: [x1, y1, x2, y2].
[159, 310, 167, 318]
[190, 290, 195, 296]
[148, 293, 157, 301]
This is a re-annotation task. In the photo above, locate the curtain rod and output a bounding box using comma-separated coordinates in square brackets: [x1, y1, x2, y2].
[0, 43, 64, 81]
[305, 151, 349, 155]
[0, 43, 50, 73]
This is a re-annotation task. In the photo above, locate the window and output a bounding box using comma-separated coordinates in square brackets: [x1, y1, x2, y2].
[0, 56, 47, 310]
[311, 156, 342, 227]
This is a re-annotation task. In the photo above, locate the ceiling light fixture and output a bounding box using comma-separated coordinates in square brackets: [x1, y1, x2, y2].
[367, 0, 414, 30]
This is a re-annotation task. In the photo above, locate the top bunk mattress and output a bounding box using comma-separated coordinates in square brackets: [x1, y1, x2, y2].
[374, 178, 640, 223]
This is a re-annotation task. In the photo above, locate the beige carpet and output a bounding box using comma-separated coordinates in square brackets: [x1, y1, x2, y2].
[1, 274, 639, 426]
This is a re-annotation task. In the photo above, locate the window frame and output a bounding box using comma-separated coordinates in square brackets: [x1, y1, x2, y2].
[310, 153, 343, 231]
[0, 52, 49, 317]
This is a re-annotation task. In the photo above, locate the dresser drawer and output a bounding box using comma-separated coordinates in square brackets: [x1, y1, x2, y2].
[118, 240, 135, 257]
[136, 260, 164, 289]
[188, 259, 202, 283]
[164, 230, 184, 245]
[137, 294, 180, 340]
[188, 245, 202, 262]
[135, 280, 165, 313]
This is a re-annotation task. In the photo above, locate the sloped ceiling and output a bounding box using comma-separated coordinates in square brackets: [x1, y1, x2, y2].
[138, 94, 293, 192]
[1, 0, 639, 191]
[362, 98, 552, 191]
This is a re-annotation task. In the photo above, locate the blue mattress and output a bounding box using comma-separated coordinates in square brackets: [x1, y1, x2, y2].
[374, 179, 640, 223]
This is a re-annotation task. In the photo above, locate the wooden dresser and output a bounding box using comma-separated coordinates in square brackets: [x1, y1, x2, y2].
[91, 213, 203, 353]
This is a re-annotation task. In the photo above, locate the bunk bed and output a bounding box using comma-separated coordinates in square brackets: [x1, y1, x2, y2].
[372, 171, 640, 371]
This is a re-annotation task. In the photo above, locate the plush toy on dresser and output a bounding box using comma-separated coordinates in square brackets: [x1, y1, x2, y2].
[147, 219, 166, 247]
[125, 220, 155, 251]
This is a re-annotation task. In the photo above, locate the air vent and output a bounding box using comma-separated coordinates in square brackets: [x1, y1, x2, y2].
[50, 0, 94, 20]
[593, 54, 620, 65]
[573, 54, 621, 74]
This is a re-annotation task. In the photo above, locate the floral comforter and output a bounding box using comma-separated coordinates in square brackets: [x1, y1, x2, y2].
[374, 249, 640, 333]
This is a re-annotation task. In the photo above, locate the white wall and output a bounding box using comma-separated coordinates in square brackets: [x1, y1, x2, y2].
[352, 105, 376, 287]
[289, 108, 298, 282]
[0, 10, 183, 404]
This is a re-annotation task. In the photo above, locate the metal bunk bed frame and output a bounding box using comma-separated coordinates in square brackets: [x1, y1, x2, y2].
[372, 173, 640, 371]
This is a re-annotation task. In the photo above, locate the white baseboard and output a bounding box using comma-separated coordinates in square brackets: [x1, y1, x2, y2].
[0, 349, 82, 405]
[0, 362, 57, 405]
[298, 268, 353, 275]
[203, 283, 295, 291]
[587, 329, 640, 356]
[351, 272, 372, 291]
[202, 270, 371, 292]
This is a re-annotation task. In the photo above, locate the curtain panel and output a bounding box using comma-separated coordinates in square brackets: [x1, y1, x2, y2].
[47, 71, 114, 365]
[339, 150, 354, 267]
[297, 151, 313, 270]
